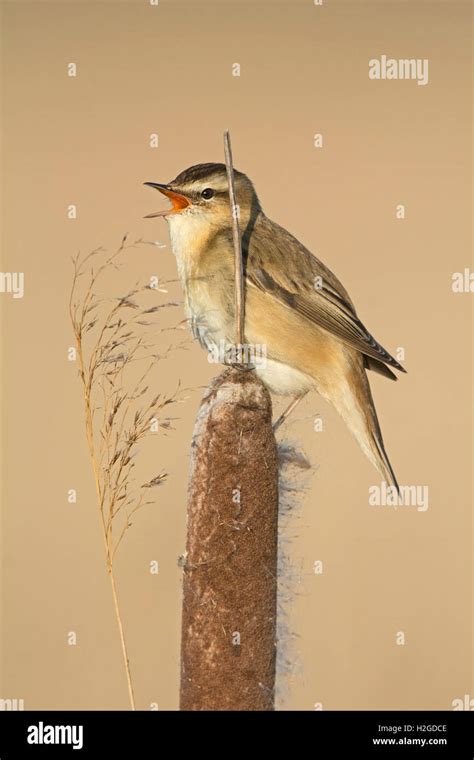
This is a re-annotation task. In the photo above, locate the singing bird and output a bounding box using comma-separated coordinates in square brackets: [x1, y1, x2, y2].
[144, 163, 405, 488]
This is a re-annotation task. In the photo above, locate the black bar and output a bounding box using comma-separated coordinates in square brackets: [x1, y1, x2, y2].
[0, 710, 472, 756]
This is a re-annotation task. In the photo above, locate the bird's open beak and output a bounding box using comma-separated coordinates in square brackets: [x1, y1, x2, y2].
[143, 182, 191, 218]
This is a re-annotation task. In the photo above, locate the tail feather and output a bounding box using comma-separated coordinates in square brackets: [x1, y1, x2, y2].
[371, 431, 400, 494]
[323, 361, 400, 492]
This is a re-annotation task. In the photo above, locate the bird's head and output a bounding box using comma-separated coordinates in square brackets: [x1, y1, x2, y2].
[144, 163, 261, 230]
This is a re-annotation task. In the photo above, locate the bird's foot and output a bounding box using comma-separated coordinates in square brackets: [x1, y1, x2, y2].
[229, 361, 256, 372]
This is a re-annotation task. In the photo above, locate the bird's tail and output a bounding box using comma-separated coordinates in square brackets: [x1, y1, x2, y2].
[370, 427, 400, 493]
[327, 363, 400, 492]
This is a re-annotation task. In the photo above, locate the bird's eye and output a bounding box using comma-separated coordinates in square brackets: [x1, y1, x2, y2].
[201, 188, 215, 200]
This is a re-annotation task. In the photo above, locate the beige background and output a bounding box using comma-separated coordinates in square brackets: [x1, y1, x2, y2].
[1, 0, 472, 710]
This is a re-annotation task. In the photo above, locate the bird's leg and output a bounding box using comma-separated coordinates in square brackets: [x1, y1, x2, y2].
[273, 391, 308, 432]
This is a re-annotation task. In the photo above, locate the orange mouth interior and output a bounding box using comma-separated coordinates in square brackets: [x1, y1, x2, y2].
[145, 188, 190, 218]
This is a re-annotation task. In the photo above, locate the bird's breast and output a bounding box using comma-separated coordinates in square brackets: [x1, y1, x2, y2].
[167, 213, 234, 348]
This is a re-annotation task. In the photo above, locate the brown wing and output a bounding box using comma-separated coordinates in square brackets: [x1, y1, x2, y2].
[246, 215, 406, 375]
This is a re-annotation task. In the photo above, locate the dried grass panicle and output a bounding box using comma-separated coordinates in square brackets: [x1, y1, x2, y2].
[69, 235, 183, 710]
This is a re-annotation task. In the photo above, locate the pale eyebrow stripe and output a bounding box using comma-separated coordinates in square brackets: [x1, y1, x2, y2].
[185, 178, 229, 193]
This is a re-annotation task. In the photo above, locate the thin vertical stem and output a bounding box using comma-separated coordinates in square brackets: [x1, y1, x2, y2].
[108, 567, 136, 710]
[75, 334, 136, 711]
[224, 130, 245, 347]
